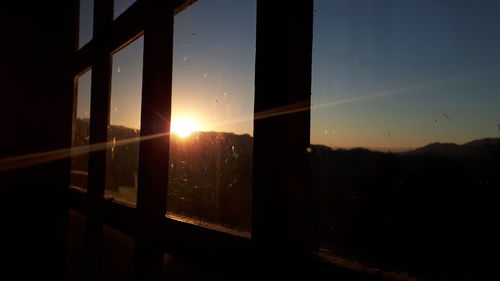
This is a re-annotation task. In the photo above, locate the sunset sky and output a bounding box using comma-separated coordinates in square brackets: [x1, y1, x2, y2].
[77, 0, 500, 151]
[312, 0, 500, 150]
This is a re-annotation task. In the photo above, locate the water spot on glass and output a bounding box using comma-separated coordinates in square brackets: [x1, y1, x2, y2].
[183, 55, 188, 61]
[111, 136, 116, 154]
[202, 73, 208, 79]
[114, 107, 118, 112]
[117, 66, 121, 73]
[325, 130, 328, 134]
[224, 92, 228, 97]
[306, 147, 312, 153]
[443, 113, 452, 123]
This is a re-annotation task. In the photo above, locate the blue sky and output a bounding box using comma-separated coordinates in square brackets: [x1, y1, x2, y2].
[77, 0, 500, 150]
[312, 0, 500, 150]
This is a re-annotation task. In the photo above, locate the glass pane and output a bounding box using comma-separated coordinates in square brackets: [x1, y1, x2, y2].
[114, 0, 136, 19]
[312, 0, 500, 280]
[79, 0, 93, 49]
[105, 37, 144, 206]
[166, 0, 256, 236]
[71, 69, 92, 191]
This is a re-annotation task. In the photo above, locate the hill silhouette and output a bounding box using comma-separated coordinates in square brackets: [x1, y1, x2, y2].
[71, 118, 499, 280]
[311, 138, 499, 280]
[71, 118, 253, 231]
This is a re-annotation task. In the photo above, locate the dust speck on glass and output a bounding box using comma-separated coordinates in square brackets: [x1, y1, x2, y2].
[311, 0, 500, 279]
[104, 36, 144, 207]
[166, 0, 256, 237]
[70, 69, 92, 191]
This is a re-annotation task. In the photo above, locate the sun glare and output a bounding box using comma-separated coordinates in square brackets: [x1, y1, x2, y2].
[171, 118, 200, 138]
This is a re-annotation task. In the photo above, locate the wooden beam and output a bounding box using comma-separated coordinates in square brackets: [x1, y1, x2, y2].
[133, 1, 174, 280]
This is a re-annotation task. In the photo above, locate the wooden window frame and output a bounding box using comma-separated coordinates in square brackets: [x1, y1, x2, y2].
[67, 0, 365, 280]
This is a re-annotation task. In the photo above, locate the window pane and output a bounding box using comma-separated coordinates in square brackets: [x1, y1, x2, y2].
[114, 0, 136, 19]
[79, 0, 93, 49]
[71, 69, 92, 191]
[105, 37, 144, 206]
[312, 0, 500, 279]
[166, 0, 256, 236]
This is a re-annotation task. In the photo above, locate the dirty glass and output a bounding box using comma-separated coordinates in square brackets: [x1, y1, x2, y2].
[166, 0, 256, 236]
[104, 36, 144, 206]
[311, 0, 500, 280]
[70, 69, 92, 191]
[79, 0, 93, 49]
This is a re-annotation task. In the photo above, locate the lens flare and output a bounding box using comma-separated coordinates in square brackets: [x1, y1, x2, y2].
[171, 118, 200, 138]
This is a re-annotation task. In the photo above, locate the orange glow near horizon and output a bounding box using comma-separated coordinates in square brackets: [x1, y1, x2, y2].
[171, 118, 201, 138]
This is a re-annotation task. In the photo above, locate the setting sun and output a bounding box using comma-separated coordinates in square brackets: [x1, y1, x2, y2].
[171, 118, 200, 138]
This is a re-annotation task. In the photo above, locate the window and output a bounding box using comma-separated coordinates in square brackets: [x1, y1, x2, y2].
[311, 0, 500, 279]
[70, 69, 92, 191]
[167, 0, 255, 236]
[65, 0, 496, 280]
[104, 36, 144, 206]
[78, 0, 93, 49]
[114, 0, 136, 19]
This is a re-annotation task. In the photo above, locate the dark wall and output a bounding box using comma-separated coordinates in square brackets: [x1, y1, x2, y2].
[0, 2, 74, 280]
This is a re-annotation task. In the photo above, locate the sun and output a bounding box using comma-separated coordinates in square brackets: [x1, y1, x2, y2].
[171, 118, 200, 138]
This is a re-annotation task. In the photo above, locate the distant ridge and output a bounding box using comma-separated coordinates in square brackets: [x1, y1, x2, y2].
[404, 137, 500, 157]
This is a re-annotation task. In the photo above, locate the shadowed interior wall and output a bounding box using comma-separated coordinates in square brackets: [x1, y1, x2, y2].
[0, 2, 74, 280]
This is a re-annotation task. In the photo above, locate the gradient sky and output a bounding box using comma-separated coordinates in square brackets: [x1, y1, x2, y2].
[77, 0, 500, 150]
[79, 0, 93, 49]
[312, 0, 500, 150]
[171, 0, 256, 136]
[76, 69, 92, 120]
[82, 0, 257, 135]
[109, 36, 144, 130]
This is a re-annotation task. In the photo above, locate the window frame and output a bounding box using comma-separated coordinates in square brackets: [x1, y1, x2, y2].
[67, 0, 353, 280]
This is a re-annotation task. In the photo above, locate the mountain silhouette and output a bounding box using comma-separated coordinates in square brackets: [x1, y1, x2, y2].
[310, 138, 499, 280]
[71, 118, 499, 280]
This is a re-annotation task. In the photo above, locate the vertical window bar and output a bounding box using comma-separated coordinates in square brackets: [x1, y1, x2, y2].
[252, 0, 314, 276]
[84, 0, 114, 280]
[133, 1, 174, 280]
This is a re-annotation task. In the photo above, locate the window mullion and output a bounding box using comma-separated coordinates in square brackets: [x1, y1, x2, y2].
[133, 1, 174, 280]
[84, 0, 114, 280]
[251, 0, 314, 273]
